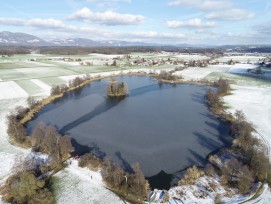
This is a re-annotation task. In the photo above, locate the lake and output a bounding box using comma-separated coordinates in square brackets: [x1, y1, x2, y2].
[27, 76, 231, 189]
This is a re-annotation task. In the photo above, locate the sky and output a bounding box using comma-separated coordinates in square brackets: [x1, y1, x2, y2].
[0, 0, 271, 45]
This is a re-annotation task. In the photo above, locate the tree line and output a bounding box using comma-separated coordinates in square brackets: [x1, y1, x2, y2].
[38, 46, 225, 55]
[202, 78, 271, 196]
[51, 75, 92, 96]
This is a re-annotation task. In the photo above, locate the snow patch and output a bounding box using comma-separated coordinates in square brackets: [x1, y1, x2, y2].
[0, 81, 29, 100]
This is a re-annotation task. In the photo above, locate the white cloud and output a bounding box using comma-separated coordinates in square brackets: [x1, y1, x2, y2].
[127, 31, 186, 39]
[68, 7, 144, 25]
[168, 0, 232, 11]
[167, 18, 216, 28]
[0, 17, 186, 43]
[0, 18, 25, 26]
[0, 18, 66, 29]
[205, 9, 255, 20]
[27, 19, 65, 28]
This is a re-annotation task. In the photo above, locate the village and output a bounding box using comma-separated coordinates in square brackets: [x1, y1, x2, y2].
[27, 52, 271, 72]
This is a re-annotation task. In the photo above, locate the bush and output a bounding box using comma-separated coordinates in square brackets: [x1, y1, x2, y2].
[216, 78, 230, 95]
[31, 123, 74, 168]
[15, 106, 29, 120]
[205, 163, 216, 177]
[50, 84, 68, 95]
[250, 150, 270, 182]
[28, 188, 54, 204]
[102, 157, 149, 202]
[206, 89, 223, 113]
[79, 153, 101, 171]
[178, 166, 204, 185]
[0, 171, 48, 203]
[69, 76, 85, 87]
[219, 159, 254, 193]
[7, 114, 30, 146]
[158, 71, 182, 81]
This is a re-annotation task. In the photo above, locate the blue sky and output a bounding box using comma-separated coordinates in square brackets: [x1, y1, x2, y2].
[0, 0, 270, 45]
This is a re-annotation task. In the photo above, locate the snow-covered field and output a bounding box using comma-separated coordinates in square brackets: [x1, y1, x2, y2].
[0, 54, 271, 204]
[175, 65, 231, 80]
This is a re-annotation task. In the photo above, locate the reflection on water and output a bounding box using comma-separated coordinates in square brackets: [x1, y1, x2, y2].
[27, 76, 231, 189]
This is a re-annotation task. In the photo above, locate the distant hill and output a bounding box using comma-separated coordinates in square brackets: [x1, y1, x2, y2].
[0, 31, 179, 47]
[51, 38, 173, 47]
[0, 31, 50, 46]
[1, 31, 269, 51]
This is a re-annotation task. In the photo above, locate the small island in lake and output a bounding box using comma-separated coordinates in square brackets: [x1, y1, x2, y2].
[107, 79, 128, 97]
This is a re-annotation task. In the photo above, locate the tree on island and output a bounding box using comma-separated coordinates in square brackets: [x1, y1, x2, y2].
[107, 79, 128, 97]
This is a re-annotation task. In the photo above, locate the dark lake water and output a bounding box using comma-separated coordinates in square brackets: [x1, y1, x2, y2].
[27, 76, 231, 189]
